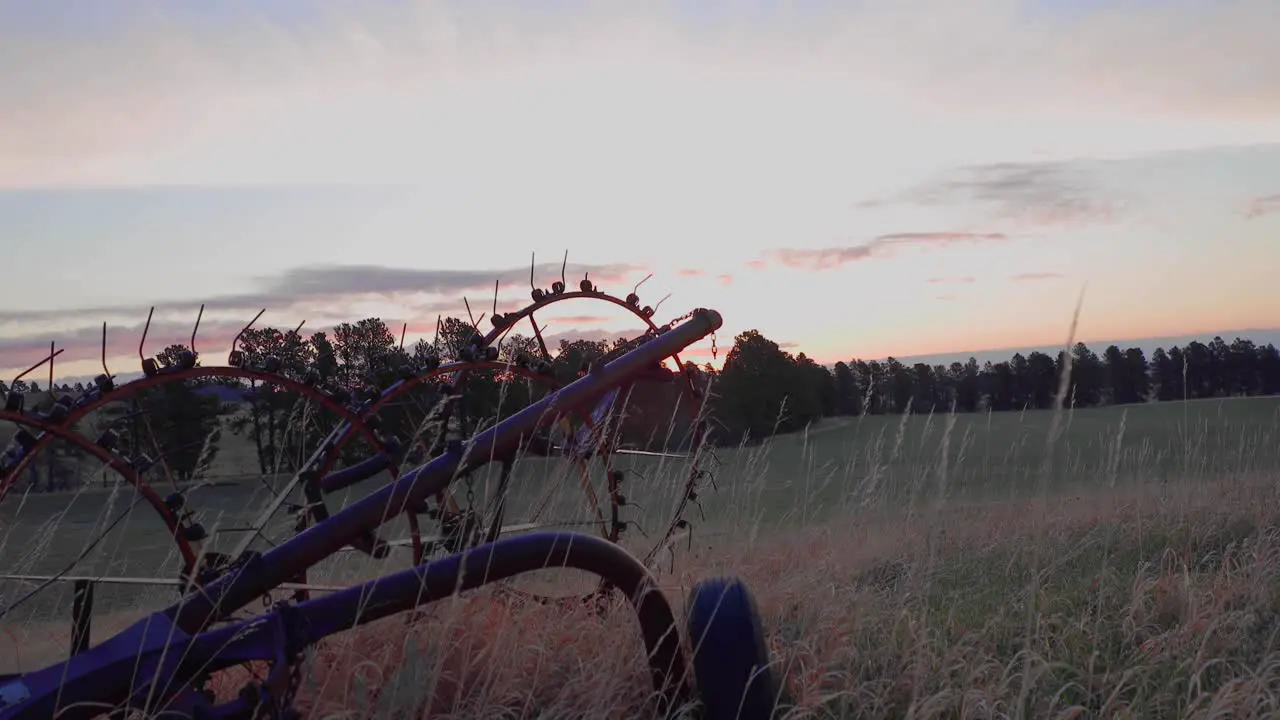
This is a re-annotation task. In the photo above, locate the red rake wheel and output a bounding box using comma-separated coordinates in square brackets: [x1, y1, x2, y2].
[483, 287, 721, 572]
[312, 288, 720, 606]
[307, 288, 688, 469]
[314, 360, 612, 560]
[0, 411, 203, 672]
[0, 366, 392, 507]
[0, 411, 197, 574]
[0, 410, 357, 679]
[0, 365, 416, 604]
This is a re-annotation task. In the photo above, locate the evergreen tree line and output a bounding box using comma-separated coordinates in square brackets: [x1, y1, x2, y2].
[1, 316, 664, 488]
[6, 319, 1278, 486]
[706, 330, 1280, 442]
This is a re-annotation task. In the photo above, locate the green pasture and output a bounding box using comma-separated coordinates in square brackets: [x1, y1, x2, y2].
[3, 396, 1280, 678]
[658, 395, 1280, 533]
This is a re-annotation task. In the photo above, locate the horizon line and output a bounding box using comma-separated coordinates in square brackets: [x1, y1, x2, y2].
[858, 325, 1280, 367]
[17, 324, 1280, 387]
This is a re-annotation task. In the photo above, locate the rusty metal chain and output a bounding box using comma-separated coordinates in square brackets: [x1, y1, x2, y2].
[662, 308, 717, 363]
[279, 647, 304, 719]
[665, 309, 697, 327]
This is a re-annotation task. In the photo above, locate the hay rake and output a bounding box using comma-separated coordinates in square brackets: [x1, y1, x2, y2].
[0, 271, 782, 718]
[0, 258, 721, 601]
[0, 308, 781, 719]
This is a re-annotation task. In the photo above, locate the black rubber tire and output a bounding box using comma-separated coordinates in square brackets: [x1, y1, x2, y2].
[686, 577, 781, 720]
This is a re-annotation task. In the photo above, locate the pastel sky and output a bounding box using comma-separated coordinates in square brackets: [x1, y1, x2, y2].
[2, 0, 1278, 382]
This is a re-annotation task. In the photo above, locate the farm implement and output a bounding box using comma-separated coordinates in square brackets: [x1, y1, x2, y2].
[0, 265, 784, 719]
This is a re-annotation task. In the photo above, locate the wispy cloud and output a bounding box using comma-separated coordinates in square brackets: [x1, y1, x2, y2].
[0, 259, 651, 373]
[2, 1, 1278, 372]
[677, 268, 704, 277]
[766, 232, 1008, 270]
[0, 261, 643, 329]
[928, 276, 977, 284]
[1244, 193, 1280, 219]
[3, 1, 1277, 189]
[1010, 272, 1065, 282]
[870, 161, 1124, 228]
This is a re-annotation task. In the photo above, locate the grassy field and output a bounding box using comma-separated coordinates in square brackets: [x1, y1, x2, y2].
[3, 396, 1280, 717]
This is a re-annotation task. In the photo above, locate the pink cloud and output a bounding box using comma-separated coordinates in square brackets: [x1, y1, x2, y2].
[1010, 272, 1064, 282]
[716, 274, 733, 287]
[0, 320, 253, 376]
[0, 262, 645, 330]
[764, 232, 1009, 271]
[677, 268, 704, 277]
[1244, 194, 1280, 220]
[880, 162, 1124, 229]
[927, 276, 977, 284]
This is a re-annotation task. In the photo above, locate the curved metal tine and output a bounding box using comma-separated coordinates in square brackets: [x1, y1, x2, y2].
[463, 297, 478, 332]
[138, 306, 155, 367]
[399, 322, 407, 352]
[492, 278, 500, 317]
[228, 308, 266, 363]
[632, 273, 653, 296]
[190, 303, 205, 357]
[462, 297, 487, 334]
[527, 316, 552, 362]
[529, 251, 537, 291]
[12, 346, 65, 388]
[47, 341, 54, 392]
[100, 322, 113, 382]
[560, 249, 568, 287]
[491, 320, 519, 358]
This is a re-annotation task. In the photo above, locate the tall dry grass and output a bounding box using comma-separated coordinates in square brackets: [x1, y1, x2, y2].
[256, 473, 1280, 719]
[6, 392, 1280, 718]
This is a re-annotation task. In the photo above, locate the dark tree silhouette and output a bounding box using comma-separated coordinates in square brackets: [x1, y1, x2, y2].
[19, 313, 1280, 485]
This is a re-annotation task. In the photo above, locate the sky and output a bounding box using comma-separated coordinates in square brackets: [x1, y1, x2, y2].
[2, 0, 1278, 383]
